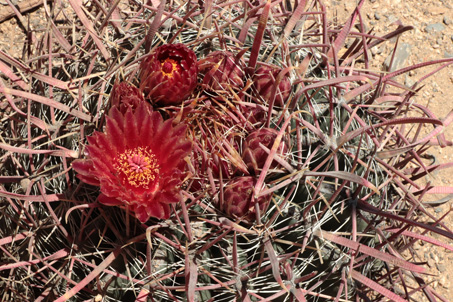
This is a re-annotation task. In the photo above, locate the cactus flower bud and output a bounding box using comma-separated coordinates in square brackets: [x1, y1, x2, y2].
[199, 51, 244, 91]
[140, 43, 198, 106]
[254, 66, 291, 106]
[221, 176, 271, 222]
[109, 82, 145, 114]
[242, 128, 288, 175]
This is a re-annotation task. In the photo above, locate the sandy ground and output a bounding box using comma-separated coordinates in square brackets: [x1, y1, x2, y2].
[0, 0, 452, 301]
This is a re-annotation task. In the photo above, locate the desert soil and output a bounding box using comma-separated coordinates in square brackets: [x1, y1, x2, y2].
[0, 0, 452, 301]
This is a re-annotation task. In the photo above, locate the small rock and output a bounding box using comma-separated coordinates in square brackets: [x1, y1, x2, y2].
[387, 15, 398, 23]
[440, 277, 451, 289]
[443, 1, 453, 9]
[434, 254, 440, 263]
[354, 23, 368, 33]
[383, 43, 412, 71]
[428, 258, 436, 268]
[436, 263, 446, 273]
[405, 75, 415, 87]
[445, 51, 453, 58]
[371, 46, 381, 55]
[436, 38, 443, 45]
[374, 12, 381, 20]
[444, 16, 452, 25]
[370, 0, 377, 3]
[20, 178, 31, 192]
[425, 23, 446, 33]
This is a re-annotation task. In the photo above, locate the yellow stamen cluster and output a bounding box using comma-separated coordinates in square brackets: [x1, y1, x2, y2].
[114, 147, 159, 188]
[160, 58, 178, 77]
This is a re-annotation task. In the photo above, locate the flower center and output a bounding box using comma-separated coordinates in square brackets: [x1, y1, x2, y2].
[161, 58, 178, 77]
[114, 147, 159, 189]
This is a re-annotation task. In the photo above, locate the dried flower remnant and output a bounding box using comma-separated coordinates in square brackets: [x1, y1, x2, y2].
[109, 82, 145, 114]
[254, 66, 291, 106]
[139, 43, 198, 106]
[72, 102, 192, 222]
[221, 176, 271, 222]
[242, 128, 288, 175]
[199, 51, 244, 91]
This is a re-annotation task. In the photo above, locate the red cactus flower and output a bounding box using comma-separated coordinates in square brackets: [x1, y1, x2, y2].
[199, 51, 244, 91]
[242, 128, 288, 175]
[109, 82, 145, 114]
[139, 43, 198, 106]
[254, 66, 291, 106]
[72, 102, 192, 222]
[221, 176, 271, 222]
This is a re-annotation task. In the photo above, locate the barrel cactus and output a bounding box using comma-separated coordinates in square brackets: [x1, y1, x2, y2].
[1, 0, 452, 302]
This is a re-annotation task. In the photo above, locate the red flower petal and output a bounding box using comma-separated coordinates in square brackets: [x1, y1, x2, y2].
[72, 160, 99, 186]
[98, 193, 123, 206]
[106, 114, 127, 150]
